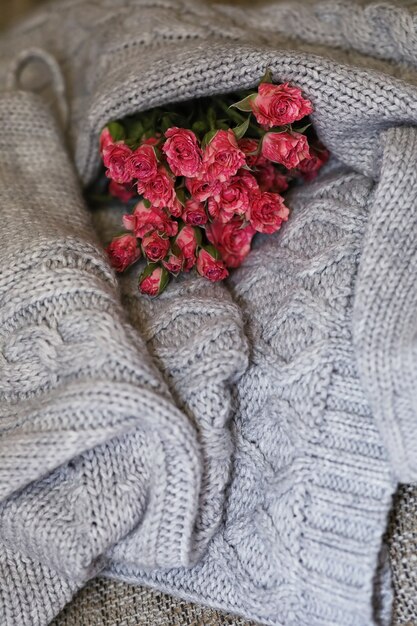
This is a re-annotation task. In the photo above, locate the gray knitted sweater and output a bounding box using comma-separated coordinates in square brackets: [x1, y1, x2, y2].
[0, 1, 416, 625]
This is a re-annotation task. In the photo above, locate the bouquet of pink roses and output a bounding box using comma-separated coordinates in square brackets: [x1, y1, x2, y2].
[98, 71, 329, 296]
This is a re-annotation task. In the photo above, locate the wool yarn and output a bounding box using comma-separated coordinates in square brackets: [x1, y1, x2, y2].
[0, 1, 416, 625]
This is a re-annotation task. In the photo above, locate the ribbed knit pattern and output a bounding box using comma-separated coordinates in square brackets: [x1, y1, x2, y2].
[0, 1, 416, 625]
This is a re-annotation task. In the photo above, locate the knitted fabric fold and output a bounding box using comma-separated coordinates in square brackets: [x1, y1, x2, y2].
[0, 91, 203, 623]
[103, 163, 396, 626]
[0, 1, 416, 625]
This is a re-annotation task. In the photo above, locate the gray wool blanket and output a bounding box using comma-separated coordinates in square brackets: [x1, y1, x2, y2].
[0, 1, 416, 625]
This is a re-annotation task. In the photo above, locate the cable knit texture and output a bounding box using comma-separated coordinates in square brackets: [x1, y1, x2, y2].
[0, 1, 416, 625]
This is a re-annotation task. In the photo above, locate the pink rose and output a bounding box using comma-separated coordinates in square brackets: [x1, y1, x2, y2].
[142, 134, 161, 146]
[137, 166, 175, 208]
[162, 248, 184, 275]
[237, 138, 259, 168]
[206, 218, 255, 268]
[255, 162, 276, 192]
[103, 142, 133, 184]
[109, 180, 136, 203]
[249, 191, 289, 234]
[262, 131, 310, 169]
[182, 199, 208, 226]
[123, 202, 178, 238]
[208, 170, 260, 223]
[274, 171, 289, 193]
[175, 225, 199, 271]
[251, 82, 313, 128]
[296, 146, 330, 181]
[185, 175, 221, 202]
[106, 234, 140, 272]
[100, 127, 114, 153]
[166, 192, 183, 218]
[128, 145, 158, 182]
[142, 232, 170, 262]
[196, 248, 229, 282]
[163, 127, 203, 178]
[203, 129, 246, 182]
[139, 264, 169, 297]
[255, 164, 289, 193]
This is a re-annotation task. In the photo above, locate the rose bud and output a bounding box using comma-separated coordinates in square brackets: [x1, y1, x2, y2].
[109, 180, 136, 203]
[163, 127, 203, 178]
[142, 232, 170, 263]
[100, 127, 114, 153]
[208, 170, 260, 223]
[185, 175, 221, 202]
[207, 197, 220, 221]
[106, 234, 141, 272]
[261, 131, 310, 170]
[103, 142, 133, 184]
[128, 144, 158, 182]
[182, 199, 208, 226]
[166, 190, 183, 218]
[162, 246, 184, 275]
[139, 264, 169, 297]
[238, 138, 260, 168]
[123, 202, 178, 239]
[175, 224, 200, 271]
[255, 164, 289, 194]
[251, 82, 312, 128]
[142, 134, 161, 146]
[138, 166, 175, 208]
[203, 129, 246, 182]
[206, 218, 255, 269]
[196, 246, 229, 282]
[296, 146, 330, 181]
[249, 191, 289, 234]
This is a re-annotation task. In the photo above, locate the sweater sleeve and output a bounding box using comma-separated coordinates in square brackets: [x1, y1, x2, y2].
[353, 125, 417, 484]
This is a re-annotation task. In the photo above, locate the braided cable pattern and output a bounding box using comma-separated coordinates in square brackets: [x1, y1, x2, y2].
[105, 165, 396, 626]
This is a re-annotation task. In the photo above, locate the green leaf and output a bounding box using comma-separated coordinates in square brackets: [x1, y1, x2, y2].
[161, 115, 173, 134]
[208, 107, 217, 131]
[107, 121, 125, 142]
[230, 93, 255, 113]
[259, 67, 273, 84]
[171, 242, 182, 258]
[203, 244, 220, 260]
[139, 263, 157, 280]
[293, 123, 311, 134]
[232, 116, 251, 140]
[202, 129, 218, 149]
[125, 119, 144, 143]
[176, 187, 186, 206]
[194, 227, 203, 247]
[192, 120, 207, 135]
[159, 266, 170, 294]
[143, 198, 151, 209]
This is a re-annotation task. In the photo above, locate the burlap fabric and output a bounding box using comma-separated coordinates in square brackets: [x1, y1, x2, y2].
[387, 486, 417, 625]
[52, 578, 260, 626]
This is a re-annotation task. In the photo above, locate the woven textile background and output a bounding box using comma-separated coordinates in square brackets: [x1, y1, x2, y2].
[1, 1, 417, 625]
[52, 579, 260, 626]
